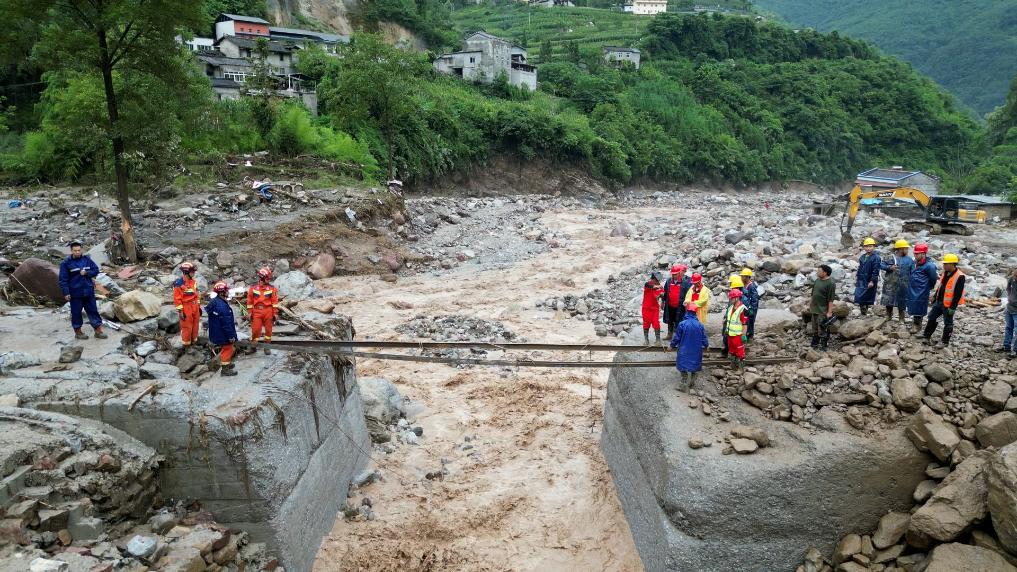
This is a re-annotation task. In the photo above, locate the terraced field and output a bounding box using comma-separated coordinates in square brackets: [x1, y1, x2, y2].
[451, 4, 648, 57]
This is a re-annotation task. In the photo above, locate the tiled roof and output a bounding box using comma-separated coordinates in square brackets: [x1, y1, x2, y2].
[219, 13, 270, 24]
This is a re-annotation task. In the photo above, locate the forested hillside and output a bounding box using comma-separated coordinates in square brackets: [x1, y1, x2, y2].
[0, 3, 990, 193]
[751, 0, 1017, 116]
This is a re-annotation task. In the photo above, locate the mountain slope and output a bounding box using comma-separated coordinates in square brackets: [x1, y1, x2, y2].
[751, 0, 1017, 116]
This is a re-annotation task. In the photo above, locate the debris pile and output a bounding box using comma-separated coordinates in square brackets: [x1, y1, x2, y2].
[396, 314, 520, 343]
[0, 408, 279, 572]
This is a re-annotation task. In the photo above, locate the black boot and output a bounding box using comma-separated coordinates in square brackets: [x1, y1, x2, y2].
[819, 336, 829, 352]
[860, 305, 868, 316]
[655, 329, 662, 345]
[643, 328, 650, 345]
[941, 327, 953, 347]
[810, 335, 819, 349]
[912, 317, 924, 336]
[885, 306, 894, 318]
[221, 363, 238, 377]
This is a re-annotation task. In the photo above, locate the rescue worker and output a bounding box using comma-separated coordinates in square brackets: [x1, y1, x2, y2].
[740, 268, 760, 339]
[907, 243, 938, 334]
[660, 264, 691, 339]
[922, 253, 965, 347]
[809, 264, 836, 351]
[247, 267, 279, 354]
[641, 272, 664, 345]
[206, 282, 238, 376]
[854, 237, 880, 316]
[670, 301, 708, 391]
[58, 241, 107, 340]
[880, 240, 914, 323]
[724, 289, 748, 368]
[684, 273, 711, 326]
[721, 274, 744, 358]
[173, 262, 201, 347]
[999, 267, 1017, 358]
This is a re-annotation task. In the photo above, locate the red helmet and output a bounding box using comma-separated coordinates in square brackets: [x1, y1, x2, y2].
[180, 262, 195, 273]
[914, 243, 929, 254]
[728, 289, 743, 300]
[670, 264, 687, 274]
[213, 281, 229, 293]
[691, 273, 702, 284]
[257, 267, 272, 280]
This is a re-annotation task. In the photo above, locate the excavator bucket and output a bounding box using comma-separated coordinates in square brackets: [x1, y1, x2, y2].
[840, 232, 855, 248]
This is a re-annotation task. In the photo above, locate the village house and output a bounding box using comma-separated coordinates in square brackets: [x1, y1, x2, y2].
[433, 31, 537, 91]
[603, 46, 641, 69]
[855, 167, 941, 195]
[628, 0, 667, 15]
[185, 13, 348, 113]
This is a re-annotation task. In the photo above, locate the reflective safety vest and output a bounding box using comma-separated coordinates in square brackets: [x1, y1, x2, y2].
[724, 304, 746, 336]
[938, 270, 965, 307]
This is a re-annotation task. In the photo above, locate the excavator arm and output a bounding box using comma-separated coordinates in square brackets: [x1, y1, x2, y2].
[840, 185, 932, 237]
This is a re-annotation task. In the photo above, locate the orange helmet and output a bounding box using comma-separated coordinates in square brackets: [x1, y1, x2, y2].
[213, 281, 229, 293]
[257, 267, 272, 280]
[690, 273, 703, 284]
[180, 262, 195, 273]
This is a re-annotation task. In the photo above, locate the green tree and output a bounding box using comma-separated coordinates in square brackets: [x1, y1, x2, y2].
[6, 0, 203, 262]
[244, 37, 278, 135]
[539, 39, 553, 63]
[317, 34, 430, 178]
[564, 39, 581, 63]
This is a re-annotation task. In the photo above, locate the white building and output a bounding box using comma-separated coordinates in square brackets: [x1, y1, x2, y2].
[603, 46, 641, 69]
[632, 0, 667, 15]
[434, 31, 537, 91]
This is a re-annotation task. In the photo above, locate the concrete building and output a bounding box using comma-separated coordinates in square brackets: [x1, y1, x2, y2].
[215, 13, 271, 40]
[855, 167, 941, 195]
[955, 195, 1017, 221]
[434, 31, 537, 91]
[603, 46, 641, 69]
[182, 36, 215, 52]
[631, 0, 667, 15]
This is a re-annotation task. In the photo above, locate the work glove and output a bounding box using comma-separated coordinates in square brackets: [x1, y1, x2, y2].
[741, 334, 747, 342]
[945, 308, 956, 317]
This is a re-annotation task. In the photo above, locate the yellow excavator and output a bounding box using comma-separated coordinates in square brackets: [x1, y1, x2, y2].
[840, 185, 987, 243]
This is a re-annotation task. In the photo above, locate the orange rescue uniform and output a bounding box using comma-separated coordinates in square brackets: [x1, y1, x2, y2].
[247, 283, 279, 343]
[173, 276, 200, 345]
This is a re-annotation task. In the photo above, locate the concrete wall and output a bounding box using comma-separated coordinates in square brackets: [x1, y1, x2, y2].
[29, 323, 369, 572]
[601, 330, 928, 571]
[510, 67, 537, 91]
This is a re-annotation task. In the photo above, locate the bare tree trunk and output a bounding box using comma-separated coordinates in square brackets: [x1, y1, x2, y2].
[97, 29, 138, 262]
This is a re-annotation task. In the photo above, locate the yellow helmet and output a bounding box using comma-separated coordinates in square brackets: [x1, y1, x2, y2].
[942, 253, 959, 264]
[729, 275, 744, 288]
[893, 239, 910, 249]
[863, 237, 877, 246]
[739, 268, 753, 277]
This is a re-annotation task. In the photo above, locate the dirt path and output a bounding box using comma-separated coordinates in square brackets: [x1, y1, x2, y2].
[310, 206, 670, 571]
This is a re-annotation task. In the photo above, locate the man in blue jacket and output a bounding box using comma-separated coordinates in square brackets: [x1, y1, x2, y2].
[854, 237, 881, 316]
[58, 241, 107, 340]
[206, 281, 239, 377]
[740, 268, 760, 339]
[670, 301, 709, 391]
[907, 243, 938, 334]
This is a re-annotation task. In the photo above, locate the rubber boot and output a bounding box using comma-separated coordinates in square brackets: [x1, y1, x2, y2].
[643, 328, 650, 345]
[688, 372, 697, 390]
[666, 325, 674, 341]
[810, 335, 820, 349]
[74, 329, 88, 340]
[885, 306, 894, 319]
[860, 305, 869, 316]
[221, 363, 238, 377]
[940, 327, 953, 347]
[654, 329, 662, 346]
[263, 345, 272, 355]
[911, 317, 924, 336]
[922, 320, 937, 345]
[93, 327, 107, 340]
[819, 336, 829, 352]
[897, 307, 906, 323]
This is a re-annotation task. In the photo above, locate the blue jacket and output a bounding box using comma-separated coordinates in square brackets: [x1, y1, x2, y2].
[205, 296, 237, 345]
[58, 255, 99, 298]
[670, 312, 709, 372]
[742, 282, 760, 314]
[907, 259, 939, 316]
[880, 255, 914, 308]
[854, 252, 880, 305]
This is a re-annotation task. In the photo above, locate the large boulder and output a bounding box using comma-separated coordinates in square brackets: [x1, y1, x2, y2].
[358, 377, 403, 424]
[837, 317, 884, 340]
[112, 290, 162, 322]
[872, 511, 910, 549]
[909, 450, 991, 542]
[600, 330, 927, 572]
[981, 380, 1013, 413]
[275, 271, 314, 301]
[305, 253, 336, 280]
[891, 379, 924, 413]
[976, 412, 1017, 449]
[989, 442, 1017, 555]
[906, 405, 961, 462]
[11, 258, 64, 304]
[925, 543, 1017, 572]
[0, 352, 42, 374]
